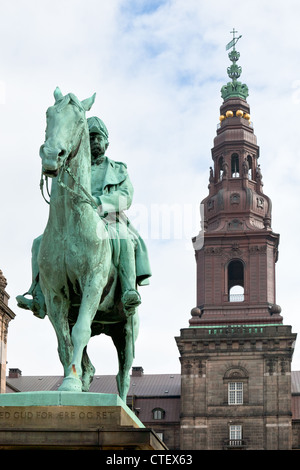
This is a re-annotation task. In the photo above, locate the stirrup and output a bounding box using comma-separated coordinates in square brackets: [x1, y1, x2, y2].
[16, 293, 33, 310]
[16, 293, 46, 319]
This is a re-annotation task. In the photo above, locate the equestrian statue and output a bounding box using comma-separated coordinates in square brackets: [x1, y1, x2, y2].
[16, 87, 151, 401]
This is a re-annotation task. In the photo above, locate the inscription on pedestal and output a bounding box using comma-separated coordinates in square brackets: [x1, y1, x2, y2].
[0, 406, 138, 430]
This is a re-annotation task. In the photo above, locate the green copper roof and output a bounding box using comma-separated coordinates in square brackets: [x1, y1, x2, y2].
[221, 29, 249, 101]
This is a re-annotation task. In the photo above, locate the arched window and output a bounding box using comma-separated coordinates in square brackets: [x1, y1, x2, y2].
[231, 153, 239, 177]
[247, 155, 252, 179]
[228, 260, 244, 302]
[152, 408, 165, 420]
[229, 285, 244, 301]
[218, 156, 224, 181]
[223, 366, 249, 406]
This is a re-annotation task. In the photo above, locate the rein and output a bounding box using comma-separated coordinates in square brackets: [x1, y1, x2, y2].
[40, 131, 98, 210]
[58, 161, 98, 210]
[40, 171, 51, 205]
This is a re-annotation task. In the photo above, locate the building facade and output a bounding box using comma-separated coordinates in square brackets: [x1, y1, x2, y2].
[0, 270, 15, 394]
[176, 35, 297, 450]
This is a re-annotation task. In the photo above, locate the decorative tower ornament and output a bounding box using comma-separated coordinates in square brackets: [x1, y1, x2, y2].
[221, 28, 249, 101]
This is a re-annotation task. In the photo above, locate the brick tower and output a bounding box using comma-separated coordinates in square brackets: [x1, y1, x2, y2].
[0, 269, 15, 393]
[176, 31, 297, 450]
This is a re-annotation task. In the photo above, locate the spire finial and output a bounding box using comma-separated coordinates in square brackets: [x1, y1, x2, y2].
[226, 28, 242, 51]
[221, 29, 249, 101]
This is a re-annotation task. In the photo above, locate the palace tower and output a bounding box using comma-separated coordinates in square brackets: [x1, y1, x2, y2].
[176, 31, 297, 450]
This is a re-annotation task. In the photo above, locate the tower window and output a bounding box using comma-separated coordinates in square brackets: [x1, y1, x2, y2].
[228, 382, 243, 404]
[231, 153, 239, 177]
[228, 260, 244, 301]
[247, 155, 252, 179]
[224, 367, 249, 407]
[218, 156, 224, 180]
[229, 425, 243, 446]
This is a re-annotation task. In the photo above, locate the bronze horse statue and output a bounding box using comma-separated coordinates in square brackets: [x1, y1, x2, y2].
[33, 87, 140, 400]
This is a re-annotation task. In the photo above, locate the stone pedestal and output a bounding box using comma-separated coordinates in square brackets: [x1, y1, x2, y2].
[0, 392, 167, 450]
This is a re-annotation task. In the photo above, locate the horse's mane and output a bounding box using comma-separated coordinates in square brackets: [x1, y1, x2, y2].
[54, 93, 85, 113]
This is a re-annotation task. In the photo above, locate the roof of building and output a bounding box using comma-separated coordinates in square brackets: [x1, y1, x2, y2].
[6, 370, 181, 397]
[8, 369, 300, 394]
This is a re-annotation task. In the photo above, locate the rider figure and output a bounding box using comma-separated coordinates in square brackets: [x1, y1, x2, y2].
[17, 116, 151, 318]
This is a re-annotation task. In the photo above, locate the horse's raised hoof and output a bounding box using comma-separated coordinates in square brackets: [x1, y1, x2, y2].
[58, 376, 82, 392]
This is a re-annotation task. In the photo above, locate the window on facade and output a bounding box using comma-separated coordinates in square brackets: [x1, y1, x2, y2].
[231, 153, 239, 177]
[229, 425, 242, 445]
[228, 260, 244, 302]
[228, 382, 243, 404]
[152, 408, 165, 420]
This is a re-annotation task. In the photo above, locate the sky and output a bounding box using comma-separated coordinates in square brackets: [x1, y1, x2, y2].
[1, 0, 300, 378]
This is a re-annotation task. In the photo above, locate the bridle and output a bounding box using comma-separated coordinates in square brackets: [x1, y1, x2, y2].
[40, 171, 51, 205]
[39, 130, 98, 210]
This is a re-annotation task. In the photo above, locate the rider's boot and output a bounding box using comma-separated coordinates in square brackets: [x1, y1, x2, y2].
[121, 289, 141, 317]
[16, 281, 47, 319]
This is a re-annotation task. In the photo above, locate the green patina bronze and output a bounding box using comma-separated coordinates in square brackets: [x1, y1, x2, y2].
[16, 87, 151, 401]
[221, 28, 249, 101]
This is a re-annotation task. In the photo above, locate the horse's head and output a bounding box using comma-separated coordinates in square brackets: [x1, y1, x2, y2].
[40, 87, 96, 177]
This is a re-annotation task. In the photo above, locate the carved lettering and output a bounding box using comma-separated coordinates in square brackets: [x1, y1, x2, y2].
[14, 411, 34, 419]
[0, 409, 115, 421]
[57, 411, 76, 419]
[36, 411, 52, 419]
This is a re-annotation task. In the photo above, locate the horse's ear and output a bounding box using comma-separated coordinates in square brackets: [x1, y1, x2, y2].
[81, 93, 96, 111]
[54, 87, 63, 102]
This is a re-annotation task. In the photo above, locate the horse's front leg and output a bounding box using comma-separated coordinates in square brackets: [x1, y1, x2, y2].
[59, 279, 104, 391]
[44, 293, 73, 380]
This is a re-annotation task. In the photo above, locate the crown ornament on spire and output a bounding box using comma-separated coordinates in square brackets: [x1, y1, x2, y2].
[221, 28, 249, 101]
